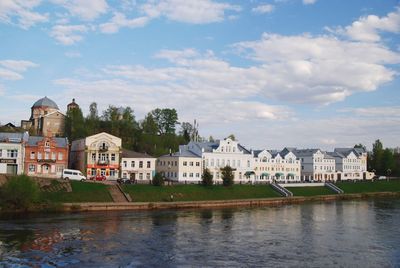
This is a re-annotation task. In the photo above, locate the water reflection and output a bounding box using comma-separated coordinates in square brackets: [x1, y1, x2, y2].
[0, 199, 399, 267]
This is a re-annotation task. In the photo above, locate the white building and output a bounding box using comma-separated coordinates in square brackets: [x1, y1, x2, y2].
[121, 149, 156, 181]
[254, 147, 301, 183]
[156, 150, 202, 183]
[0, 132, 28, 175]
[294, 149, 337, 182]
[330, 148, 369, 180]
[70, 132, 121, 180]
[180, 138, 255, 183]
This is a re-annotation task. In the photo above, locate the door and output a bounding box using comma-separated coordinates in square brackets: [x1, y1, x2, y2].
[42, 164, 50, 174]
[6, 164, 17, 175]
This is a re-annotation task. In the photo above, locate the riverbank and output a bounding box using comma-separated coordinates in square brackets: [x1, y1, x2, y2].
[60, 191, 400, 212]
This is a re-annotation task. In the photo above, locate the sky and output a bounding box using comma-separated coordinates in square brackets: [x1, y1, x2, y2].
[0, 0, 399, 151]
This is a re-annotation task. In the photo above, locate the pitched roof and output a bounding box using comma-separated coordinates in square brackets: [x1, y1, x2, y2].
[27, 136, 68, 148]
[293, 149, 321, 157]
[122, 149, 154, 159]
[161, 149, 201, 158]
[0, 132, 28, 143]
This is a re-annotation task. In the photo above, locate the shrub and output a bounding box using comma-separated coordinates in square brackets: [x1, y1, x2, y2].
[152, 172, 164, 186]
[221, 166, 234, 187]
[202, 168, 213, 186]
[0, 175, 40, 210]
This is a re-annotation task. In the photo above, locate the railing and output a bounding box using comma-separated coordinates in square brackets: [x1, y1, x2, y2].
[97, 160, 110, 165]
[325, 182, 344, 194]
[98, 146, 109, 152]
[271, 183, 293, 197]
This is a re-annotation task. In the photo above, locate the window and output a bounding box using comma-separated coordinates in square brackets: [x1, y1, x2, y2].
[211, 159, 214, 166]
[131, 161, 135, 168]
[146, 173, 151, 180]
[139, 173, 143, 180]
[52, 152, 56, 160]
[56, 165, 64, 172]
[91, 169, 96, 176]
[147, 161, 151, 168]
[139, 161, 143, 168]
[0, 150, 2, 157]
[123, 161, 127, 168]
[58, 153, 63, 161]
[91, 153, 96, 162]
[7, 150, 18, 158]
[190, 161, 193, 166]
[183, 172, 187, 178]
[237, 160, 241, 167]
[183, 161, 187, 166]
[111, 154, 116, 161]
[29, 164, 35, 172]
[196, 162, 200, 166]
[30, 152, 35, 160]
[38, 152, 42, 160]
[196, 173, 200, 178]
[45, 152, 50, 160]
[110, 169, 116, 177]
[45, 141, 50, 147]
[189, 173, 193, 177]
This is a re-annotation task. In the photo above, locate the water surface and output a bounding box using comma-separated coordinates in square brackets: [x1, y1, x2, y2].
[1, 198, 400, 267]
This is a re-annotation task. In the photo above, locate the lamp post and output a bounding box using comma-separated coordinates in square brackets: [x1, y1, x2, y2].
[387, 169, 391, 181]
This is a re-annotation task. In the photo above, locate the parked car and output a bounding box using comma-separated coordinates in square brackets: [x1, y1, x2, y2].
[62, 169, 86, 181]
[378, 176, 387, 180]
[90, 175, 107, 181]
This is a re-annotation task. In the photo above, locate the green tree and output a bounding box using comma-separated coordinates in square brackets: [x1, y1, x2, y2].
[221, 166, 234, 187]
[202, 168, 213, 186]
[354, 143, 366, 151]
[180, 122, 193, 143]
[382, 148, 395, 176]
[151, 108, 179, 135]
[152, 172, 164, 186]
[65, 106, 86, 141]
[86, 102, 100, 135]
[227, 134, 236, 141]
[141, 113, 159, 135]
[372, 139, 384, 174]
[0, 175, 40, 210]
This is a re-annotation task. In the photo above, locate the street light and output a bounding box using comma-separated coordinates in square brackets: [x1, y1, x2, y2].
[387, 169, 392, 181]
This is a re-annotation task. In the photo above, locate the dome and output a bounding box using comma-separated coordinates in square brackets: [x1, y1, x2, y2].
[32, 96, 59, 110]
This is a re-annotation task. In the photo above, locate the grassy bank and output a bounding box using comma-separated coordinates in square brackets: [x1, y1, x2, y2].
[336, 180, 400, 194]
[286, 186, 336, 196]
[41, 181, 113, 203]
[122, 184, 281, 202]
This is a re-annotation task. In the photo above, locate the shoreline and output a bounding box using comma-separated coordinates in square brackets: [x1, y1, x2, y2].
[60, 191, 400, 212]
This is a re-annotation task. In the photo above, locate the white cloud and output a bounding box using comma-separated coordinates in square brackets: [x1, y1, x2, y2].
[339, 106, 400, 118]
[140, 0, 241, 24]
[0, 60, 38, 72]
[50, 24, 89, 45]
[252, 4, 274, 14]
[65, 51, 82, 58]
[0, 0, 48, 28]
[52, 0, 109, 21]
[232, 32, 400, 104]
[303, 0, 317, 5]
[99, 12, 149, 33]
[338, 8, 400, 42]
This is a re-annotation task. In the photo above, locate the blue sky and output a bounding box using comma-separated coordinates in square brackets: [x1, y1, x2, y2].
[0, 0, 399, 150]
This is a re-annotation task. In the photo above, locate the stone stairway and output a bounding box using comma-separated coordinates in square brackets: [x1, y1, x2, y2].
[108, 185, 130, 202]
[41, 181, 72, 193]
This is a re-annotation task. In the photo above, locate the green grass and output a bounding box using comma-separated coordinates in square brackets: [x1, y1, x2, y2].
[286, 186, 336, 196]
[336, 180, 400, 194]
[41, 181, 113, 203]
[122, 184, 281, 202]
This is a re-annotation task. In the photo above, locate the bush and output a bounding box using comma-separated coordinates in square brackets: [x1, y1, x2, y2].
[221, 166, 234, 187]
[202, 168, 213, 186]
[152, 172, 164, 186]
[0, 175, 40, 210]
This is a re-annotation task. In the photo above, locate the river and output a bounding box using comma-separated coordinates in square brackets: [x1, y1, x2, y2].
[0, 198, 399, 267]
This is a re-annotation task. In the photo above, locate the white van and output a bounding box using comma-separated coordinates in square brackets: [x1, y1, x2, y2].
[62, 169, 86, 181]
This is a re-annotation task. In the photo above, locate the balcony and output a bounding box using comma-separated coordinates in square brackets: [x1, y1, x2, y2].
[98, 146, 109, 152]
[97, 160, 110, 165]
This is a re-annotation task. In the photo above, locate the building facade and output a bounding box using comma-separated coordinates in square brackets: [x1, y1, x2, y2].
[330, 148, 368, 180]
[156, 150, 202, 183]
[70, 132, 121, 180]
[21, 96, 65, 137]
[121, 149, 156, 181]
[24, 136, 69, 177]
[254, 148, 301, 182]
[294, 149, 337, 182]
[0, 132, 28, 175]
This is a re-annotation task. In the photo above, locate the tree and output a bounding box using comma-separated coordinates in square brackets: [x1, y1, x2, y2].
[64, 106, 86, 141]
[372, 139, 384, 174]
[227, 134, 236, 141]
[141, 113, 159, 135]
[152, 172, 164, 186]
[0, 175, 40, 210]
[180, 122, 193, 143]
[86, 102, 100, 135]
[202, 168, 213, 186]
[382, 148, 395, 176]
[151, 108, 179, 135]
[354, 143, 366, 151]
[221, 166, 234, 187]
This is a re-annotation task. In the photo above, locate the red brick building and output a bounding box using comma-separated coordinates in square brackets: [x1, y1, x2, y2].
[24, 136, 69, 178]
